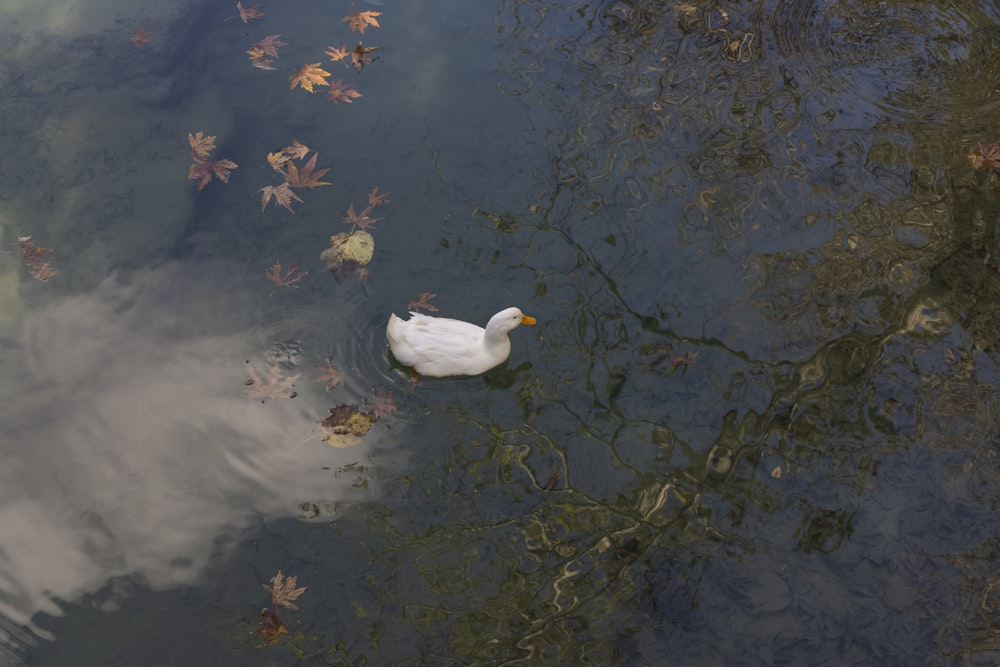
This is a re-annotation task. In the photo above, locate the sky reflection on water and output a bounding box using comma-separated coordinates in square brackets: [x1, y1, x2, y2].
[5, 0, 1000, 665]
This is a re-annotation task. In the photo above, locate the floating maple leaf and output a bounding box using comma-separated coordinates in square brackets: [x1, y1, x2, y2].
[408, 292, 438, 312]
[15, 236, 57, 282]
[131, 28, 152, 48]
[663, 342, 697, 376]
[342, 10, 382, 34]
[245, 363, 299, 401]
[314, 359, 343, 390]
[290, 63, 331, 92]
[236, 1, 263, 23]
[281, 153, 332, 188]
[256, 607, 289, 645]
[266, 260, 307, 287]
[251, 34, 285, 58]
[188, 158, 238, 190]
[259, 182, 304, 213]
[368, 186, 390, 206]
[326, 80, 362, 104]
[268, 140, 310, 170]
[365, 388, 397, 419]
[262, 571, 307, 610]
[342, 202, 381, 230]
[350, 42, 379, 71]
[968, 140, 1000, 171]
[325, 45, 349, 63]
[188, 132, 216, 160]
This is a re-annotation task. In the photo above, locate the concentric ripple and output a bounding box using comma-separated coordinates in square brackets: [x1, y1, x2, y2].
[769, 0, 1000, 123]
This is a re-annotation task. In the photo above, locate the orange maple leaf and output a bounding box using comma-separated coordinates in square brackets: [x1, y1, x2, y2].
[282, 140, 310, 161]
[236, 1, 263, 23]
[188, 158, 238, 190]
[325, 45, 349, 63]
[188, 132, 216, 160]
[342, 11, 382, 34]
[342, 202, 381, 230]
[259, 182, 304, 213]
[131, 28, 152, 48]
[290, 63, 331, 92]
[281, 153, 331, 188]
[267, 141, 309, 171]
[326, 80, 362, 104]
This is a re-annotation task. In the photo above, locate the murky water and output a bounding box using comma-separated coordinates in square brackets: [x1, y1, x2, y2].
[3, 0, 1000, 664]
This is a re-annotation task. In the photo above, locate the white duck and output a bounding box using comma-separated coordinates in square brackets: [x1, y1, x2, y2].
[386, 307, 537, 377]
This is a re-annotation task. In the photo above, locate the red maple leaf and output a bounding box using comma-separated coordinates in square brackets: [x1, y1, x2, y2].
[131, 28, 152, 48]
[265, 260, 307, 287]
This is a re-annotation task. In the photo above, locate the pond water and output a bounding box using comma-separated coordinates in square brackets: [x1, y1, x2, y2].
[3, 0, 1000, 664]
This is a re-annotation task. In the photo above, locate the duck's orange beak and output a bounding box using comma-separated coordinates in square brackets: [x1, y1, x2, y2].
[521, 315, 537, 325]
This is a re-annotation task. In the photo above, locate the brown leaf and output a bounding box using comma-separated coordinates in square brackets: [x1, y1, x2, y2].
[188, 132, 216, 160]
[251, 34, 286, 58]
[131, 28, 152, 48]
[265, 260, 307, 287]
[259, 182, 304, 213]
[188, 158, 238, 190]
[365, 388, 397, 419]
[342, 10, 382, 34]
[290, 63, 331, 92]
[350, 42, 380, 71]
[325, 45, 350, 63]
[407, 292, 438, 312]
[245, 363, 299, 400]
[326, 79, 362, 104]
[15, 236, 57, 282]
[367, 186, 390, 207]
[313, 359, 343, 390]
[236, 1, 263, 23]
[261, 571, 307, 610]
[342, 202, 381, 230]
[281, 153, 332, 188]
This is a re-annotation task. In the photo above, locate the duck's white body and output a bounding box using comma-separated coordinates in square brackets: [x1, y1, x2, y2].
[386, 307, 536, 377]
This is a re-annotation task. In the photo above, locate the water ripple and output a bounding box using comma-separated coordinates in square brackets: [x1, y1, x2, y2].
[769, 0, 1000, 123]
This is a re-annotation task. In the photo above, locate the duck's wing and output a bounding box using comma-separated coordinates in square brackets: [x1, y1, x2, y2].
[387, 313, 486, 373]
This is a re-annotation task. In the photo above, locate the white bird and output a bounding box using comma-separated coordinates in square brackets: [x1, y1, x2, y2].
[386, 307, 537, 377]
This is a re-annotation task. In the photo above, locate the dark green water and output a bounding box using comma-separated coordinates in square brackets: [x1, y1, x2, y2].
[4, 0, 1000, 664]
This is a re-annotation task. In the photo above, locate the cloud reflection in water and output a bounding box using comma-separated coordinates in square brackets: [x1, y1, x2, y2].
[0, 261, 372, 641]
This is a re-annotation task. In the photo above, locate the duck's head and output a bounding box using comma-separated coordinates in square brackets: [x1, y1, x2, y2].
[487, 307, 537, 335]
